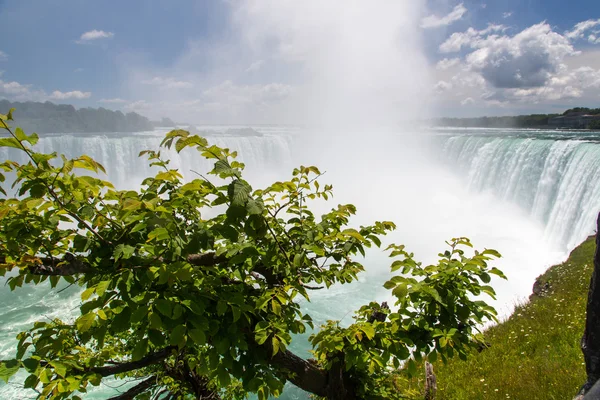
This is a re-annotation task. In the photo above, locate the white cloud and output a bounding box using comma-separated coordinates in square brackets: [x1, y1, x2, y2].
[434, 80, 453, 92]
[433, 20, 600, 111]
[436, 58, 460, 70]
[439, 24, 506, 53]
[422, 3, 467, 29]
[565, 19, 600, 42]
[0, 51, 7, 61]
[245, 60, 264, 72]
[99, 98, 127, 104]
[77, 30, 115, 43]
[0, 80, 32, 96]
[141, 77, 193, 89]
[589, 34, 600, 45]
[439, 23, 576, 91]
[502, 12, 513, 19]
[466, 23, 576, 89]
[0, 76, 92, 102]
[49, 90, 92, 100]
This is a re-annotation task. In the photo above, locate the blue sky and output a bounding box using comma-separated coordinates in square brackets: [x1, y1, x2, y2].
[0, 0, 599, 122]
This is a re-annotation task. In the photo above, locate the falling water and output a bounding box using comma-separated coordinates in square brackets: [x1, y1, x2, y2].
[438, 130, 600, 251]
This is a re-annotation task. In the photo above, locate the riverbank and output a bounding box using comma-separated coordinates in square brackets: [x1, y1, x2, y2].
[400, 236, 595, 399]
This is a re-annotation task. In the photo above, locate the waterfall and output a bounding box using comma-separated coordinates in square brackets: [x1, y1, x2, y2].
[0, 129, 295, 189]
[439, 132, 600, 251]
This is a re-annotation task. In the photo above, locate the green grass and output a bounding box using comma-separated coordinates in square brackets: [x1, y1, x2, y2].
[405, 236, 595, 400]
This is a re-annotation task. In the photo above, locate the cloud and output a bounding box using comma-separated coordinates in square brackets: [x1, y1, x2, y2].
[565, 19, 600, 42]
[0, 80, 32, 97]
[439, 24, 506, 53]
[467, 23, 576, 89]
[502, 12, 513, 19]
[432, 20, 600, 113]
[439, 23, 576, 90]
[99, 98, 127, 104]
[0, 51, 7, 61]
[49, 90, 92, 100]
[141, 77, 193, 89]
[436, 58, 460, 70]
[77, 30, 114, 43]
[434, 80, 453, 92]
[421, 3, 467, 29]
[245, 60, 264, 72]
[589, 34, 600, 45]
[0, 76, 92, 102]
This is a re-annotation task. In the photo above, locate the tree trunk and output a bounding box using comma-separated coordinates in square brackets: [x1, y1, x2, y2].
[424, 362, 437, 400]
[578, 212, 600, 396]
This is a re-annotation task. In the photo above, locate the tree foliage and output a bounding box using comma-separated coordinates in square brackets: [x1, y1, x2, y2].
[0, 109, 506, 399]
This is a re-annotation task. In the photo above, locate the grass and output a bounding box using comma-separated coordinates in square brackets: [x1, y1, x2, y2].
[402, 236, 596, 400]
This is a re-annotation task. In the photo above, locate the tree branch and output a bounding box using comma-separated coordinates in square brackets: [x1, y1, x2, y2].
[0, 253, 92, 276]
[107, 377, 156, 400]
[2, 250, 283, 287]
[186, 252, 282, 286]
[186, 252, 227, 266]
[91, 347, 175, 377]
[270, 349, 328, 397]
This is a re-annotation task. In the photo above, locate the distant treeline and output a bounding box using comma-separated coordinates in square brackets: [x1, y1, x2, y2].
[435, 107, 600, 128]
[0, 100, 154, 133]
[435, 114, 560, 128]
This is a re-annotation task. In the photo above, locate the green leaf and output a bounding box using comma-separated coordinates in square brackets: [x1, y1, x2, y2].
[170, 325, 187, 348]
[155, 299, 173, 318]
[114, 244, 135, 261]
[360, 324, 375, 340]
[22, 358, 39, 372]
[228, 179, 251, 206]
[23, 374, 38, 389]
[217, 365, 231, 386]
[246, 198, 264, 215]
[407, 359, 417, 377]
[232, 306, 241, 322]
[383, 280, 396, 290]
[272, 336, 280, 356]
[76, 313, 96, 332]
[189, 329, 206, 345]
[271, 300, 281, 315]
[0, 360, 20, 383]
[148, 227, 170, 241]
[130, 222, 147, 233]
[49, 361, 67, 378]
[111, 307, 131, 333]
[132, 338, 148, 361]
[343, 229, 365, 242]
[0, 137, 22, 150]
[217, 300, 227, 316]
[96, 280, 111, 296]
[149, 312, 162, 329]
[81, 287, 95, 301]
